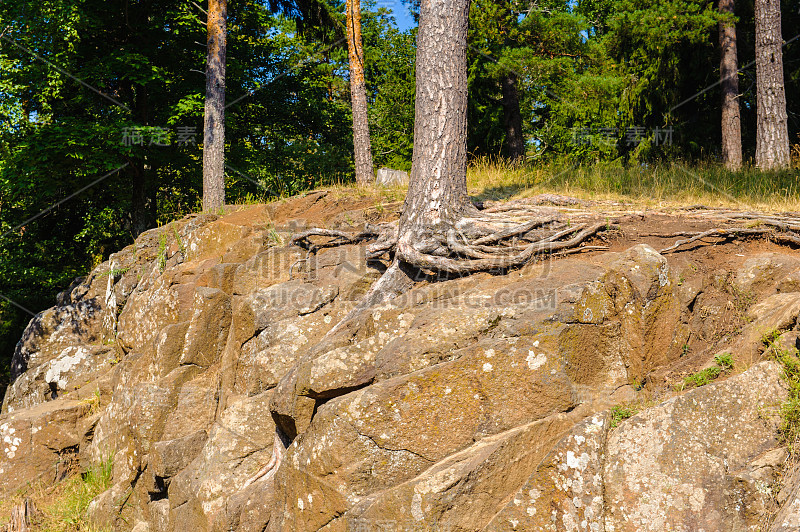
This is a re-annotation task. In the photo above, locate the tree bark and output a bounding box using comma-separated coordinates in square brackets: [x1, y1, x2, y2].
[7, 498, 36, 532]
[131, 160, 149, 237]
[131, 84, 155, 237]
[719, 0, 742, 170]
[755, 0, 790, 170]
[501, 72, 525, 162]
[346, 0, 375, 186]
[396, 0, 471, 263]
[203, 0, 227, 211]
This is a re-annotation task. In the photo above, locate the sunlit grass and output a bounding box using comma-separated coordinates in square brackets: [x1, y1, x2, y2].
[231, 157, 800, 214]
[467, 157, 800, 212]
[0, 457, 113, 532]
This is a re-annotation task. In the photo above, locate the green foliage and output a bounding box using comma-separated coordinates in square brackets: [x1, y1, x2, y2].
[0, 0, 381, 380]
[460, 0, 800, 165]
[610, 403, 640, 428]
[680, 352, 734, 389]
[365, 21, 416, 171]
[600, 0, 722, 132]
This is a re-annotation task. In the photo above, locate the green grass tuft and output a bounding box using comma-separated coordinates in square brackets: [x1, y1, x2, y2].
[157, 230, 168, 271]
[610, 404, 640, 428]
[679, 353, 734, 390]
[763, 331, 800, 453]
[171, 223, 185, 256]
[3, 456, 117, 532]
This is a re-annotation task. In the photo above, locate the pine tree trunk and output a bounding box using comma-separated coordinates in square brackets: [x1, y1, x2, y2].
[346, 0, 375, 186]
[397, 0, 471, 261]
[755, 0, 790, 170]
[203, 0, 227, 211]
[719, 0, 742, 170]
[501, 72, 525, 162]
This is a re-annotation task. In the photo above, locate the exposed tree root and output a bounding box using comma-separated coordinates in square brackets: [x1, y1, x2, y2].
[396, 222, 611, 274]
[290, 212, 613, 277]
[242, 428, 290, 488]
[479, 194, 585, 212]
[290, 209, 800, 285]
[557, 245, 610, 256]
[632, 212, 800, 253]
[640, 231, 704, 238]
[660, 227, 773, 253]
[289, 227, 378, 250]
[773, 232, 800, 246]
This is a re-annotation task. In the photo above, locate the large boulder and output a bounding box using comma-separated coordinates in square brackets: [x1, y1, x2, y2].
[605, 361, 786, 532]
[0, 399, 95, 496]
[5, 197, 800, 532]
[376, 167, 409, 187]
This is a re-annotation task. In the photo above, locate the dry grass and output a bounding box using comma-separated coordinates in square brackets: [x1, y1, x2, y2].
[466, 157, 800, 212]
[235, 157, 800, 214]
[305, 158, 800, 213]
[325, 183, 407, 205]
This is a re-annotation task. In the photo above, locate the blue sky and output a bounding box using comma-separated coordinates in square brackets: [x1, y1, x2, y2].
[379, 0, 417, 31]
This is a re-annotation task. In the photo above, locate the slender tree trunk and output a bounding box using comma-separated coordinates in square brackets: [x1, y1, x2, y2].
[719, 0, 742, 170]
[131, 85, 155, 237]
[396, 0, 471, 261]
[755, 0, 790, 170]
[131, 160, 149, 236]
[346, 0, 375, 186]
[203, 0, 227, 211]
[501, 72, 525, 162]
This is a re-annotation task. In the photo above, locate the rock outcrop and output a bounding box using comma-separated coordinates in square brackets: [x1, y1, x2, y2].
[2, 195, 800, 531]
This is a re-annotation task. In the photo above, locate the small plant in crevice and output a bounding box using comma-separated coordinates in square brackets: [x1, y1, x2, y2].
[171, 223, 185, 256]
[609, 399, 659, 429]
[99, 266, 131, 278]
[610, 404, 640, 428]
[762, 327, 783, 348]
[677, 352, 735, 391]
[157, 230, 168, 271]
[77, 389, 103, 416]
[266, 228, 283, 246]
[720, 274, 755, 322]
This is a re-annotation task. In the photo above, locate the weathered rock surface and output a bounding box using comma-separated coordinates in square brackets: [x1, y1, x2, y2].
[376, 167, 410, 187]
[605, 361, 786, 532]
[3, 198, 800, 531]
